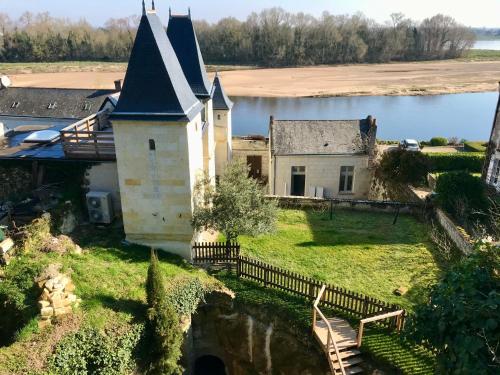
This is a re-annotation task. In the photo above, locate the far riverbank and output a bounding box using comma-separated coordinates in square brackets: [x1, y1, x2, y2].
[4, 59, 500, 98]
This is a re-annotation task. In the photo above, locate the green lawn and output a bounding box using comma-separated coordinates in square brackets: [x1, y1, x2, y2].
[238, 209, 449, 311]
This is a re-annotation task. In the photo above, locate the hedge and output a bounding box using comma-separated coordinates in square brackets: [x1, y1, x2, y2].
[463, 141, 487, 153]
[430, 137, 448, 146]
[428, 152, 485, 172]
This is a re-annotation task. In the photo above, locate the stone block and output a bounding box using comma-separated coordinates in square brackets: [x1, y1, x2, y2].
[65, 282, 76, 292]
[38, 300, 50, 309]
[50, 291, 65, 308]
[54, 306, 72, 316]
[40, 288, 51, 301]
[125, 179, 142, 186]
[0, 238, 14, 255]
[40, 307, 54, 317]
[38, 318, 52, 330]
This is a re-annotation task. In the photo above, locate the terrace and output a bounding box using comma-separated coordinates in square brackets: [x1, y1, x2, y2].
[60, 110, 115, 160]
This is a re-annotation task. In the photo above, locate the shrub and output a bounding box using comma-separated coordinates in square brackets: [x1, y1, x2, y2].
[435, 172, 489, 225]
[166, 276, 205, 317]
[428, 152, 485, 172]
[50, 325, 144, 375]
[405, 244, 500, 374]
[192, 159, 277, 242]
[0, 258, 45, 345]
[430, 137, 448, 146]
[20, 213, 52, 254]
[376, 149, 431, 186]
[146, 251, 183, 375]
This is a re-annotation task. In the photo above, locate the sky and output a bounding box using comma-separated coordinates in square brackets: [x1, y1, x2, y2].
[0, 0, 499, 28]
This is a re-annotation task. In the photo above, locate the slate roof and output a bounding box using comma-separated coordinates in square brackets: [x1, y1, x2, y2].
[167, 15, 212, 99]
[112, 11, 203, 121]
[0, 87, 115, 120]
[270, 118, 376, 155]
[211, 74, 233, 110]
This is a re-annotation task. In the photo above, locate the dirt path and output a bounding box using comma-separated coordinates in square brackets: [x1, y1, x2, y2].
[7, 60, 500, 97]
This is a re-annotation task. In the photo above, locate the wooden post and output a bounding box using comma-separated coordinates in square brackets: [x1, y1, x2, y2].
[264, 268, 269, 287]
[393, 206, 400, 225]
[308, 282, 316, 301]
[362, 296, 369, 318]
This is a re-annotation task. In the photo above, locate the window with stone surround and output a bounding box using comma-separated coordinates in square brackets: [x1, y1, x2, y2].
[339, 166, 354, 193]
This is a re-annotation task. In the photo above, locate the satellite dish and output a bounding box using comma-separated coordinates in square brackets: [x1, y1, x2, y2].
[0, 75, 11, 89]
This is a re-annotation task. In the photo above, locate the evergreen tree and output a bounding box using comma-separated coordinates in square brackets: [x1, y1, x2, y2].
[145, 250, 183, 375]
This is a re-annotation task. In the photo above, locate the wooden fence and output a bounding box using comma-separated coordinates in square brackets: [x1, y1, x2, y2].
[192, 241, 240, 264]
[192, 243, 405, 329]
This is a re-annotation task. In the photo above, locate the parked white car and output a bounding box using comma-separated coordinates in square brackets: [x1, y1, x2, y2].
[399, 139, 421, 152]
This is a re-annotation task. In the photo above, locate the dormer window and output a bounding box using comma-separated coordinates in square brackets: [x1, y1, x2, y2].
[11, 102, 20, 108]
[82, 103, 92, 111]
[47, 102, 57, 109]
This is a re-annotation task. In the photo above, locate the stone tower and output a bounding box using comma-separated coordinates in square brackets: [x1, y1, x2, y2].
[212, 73, 234, 178]
[167, 11, 215, 182]
[110, 8, 205, 258]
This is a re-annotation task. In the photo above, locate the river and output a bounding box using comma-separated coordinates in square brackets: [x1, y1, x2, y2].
[473, 40, 500, 50]
[231, 92, 498, 141]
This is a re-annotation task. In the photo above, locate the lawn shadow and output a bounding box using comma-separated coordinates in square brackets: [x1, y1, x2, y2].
[302, 207, 427, 247]
[68, 225, 195, 271]
[93, 294, 147, 320]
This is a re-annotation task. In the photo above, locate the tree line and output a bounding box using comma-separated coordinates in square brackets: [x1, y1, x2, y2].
[0, 9, 475, 66]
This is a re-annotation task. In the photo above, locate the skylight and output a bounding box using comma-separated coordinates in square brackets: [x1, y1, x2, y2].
[23, 130, 60, 144]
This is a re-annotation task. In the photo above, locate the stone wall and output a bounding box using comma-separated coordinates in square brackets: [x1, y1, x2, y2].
[112, 115, 204, 259]
[84, 162, 122, 214]
[232, 137, 269, 183]
[435, 208, 473, 255]
[271, 154, 372, 199]
[0, 165, 32, 202]
[269, 195, 420, 214]
[185, 291, 328, 375]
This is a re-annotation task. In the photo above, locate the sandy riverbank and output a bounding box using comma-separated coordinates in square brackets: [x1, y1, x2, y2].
[6, 60, 500, 97]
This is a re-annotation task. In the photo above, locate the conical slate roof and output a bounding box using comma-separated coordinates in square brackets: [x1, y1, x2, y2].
[167, 14, 212, 99]
[211, 73, 233, 110]
[112, 12, 202, 121]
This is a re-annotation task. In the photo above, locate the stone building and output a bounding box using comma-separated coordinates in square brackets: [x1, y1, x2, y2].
[212, 73, 233, 178]
[483, 83, 500, 193]
[232, 136, 269, 183]
[269, 116, 377, 199]
[0, 5, 234, 259]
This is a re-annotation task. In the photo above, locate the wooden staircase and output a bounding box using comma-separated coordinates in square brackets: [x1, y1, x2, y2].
[312, 285, 405, 375]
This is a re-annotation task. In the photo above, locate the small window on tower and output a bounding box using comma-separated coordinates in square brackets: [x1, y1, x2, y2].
[217, 114, 221, 120]
[149, 139, 156, 151]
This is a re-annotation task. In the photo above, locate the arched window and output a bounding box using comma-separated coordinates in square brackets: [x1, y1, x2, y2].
[149, 139, 156, 151]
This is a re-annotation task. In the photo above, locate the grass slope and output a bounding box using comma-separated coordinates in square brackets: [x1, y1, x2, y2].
[238, 209, 448, 310]
[0, 226, 218, 373]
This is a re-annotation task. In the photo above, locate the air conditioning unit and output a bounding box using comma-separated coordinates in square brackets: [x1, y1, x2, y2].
[86, 191, 114, 224]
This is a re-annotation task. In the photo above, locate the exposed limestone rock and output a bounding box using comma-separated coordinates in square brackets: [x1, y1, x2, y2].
[58, 202, 78, 234]
[40, 234, 82, 255]
[36, 265, 81, 329]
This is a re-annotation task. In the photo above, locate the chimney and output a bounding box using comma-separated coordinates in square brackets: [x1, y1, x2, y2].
[114, 79, 123, 92]
[270, 115, 274, 125]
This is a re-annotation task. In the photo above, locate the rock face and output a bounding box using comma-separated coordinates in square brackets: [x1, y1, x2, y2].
[36, 265, 81, 329]
[184, 291, 329, 375]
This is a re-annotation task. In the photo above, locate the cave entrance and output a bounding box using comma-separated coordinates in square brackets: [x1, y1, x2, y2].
[194, 355, 226, 375]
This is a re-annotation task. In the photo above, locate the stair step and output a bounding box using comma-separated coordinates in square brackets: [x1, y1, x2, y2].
[334, 366, 363, 375]
[330, 355, 363, 370]
[329, 349, 362, 360]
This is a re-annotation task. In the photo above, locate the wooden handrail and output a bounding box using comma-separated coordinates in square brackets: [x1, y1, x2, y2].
[357, 309, 405, 347]
[60, 110, 108, 132]
[313, 285, 346, 375]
